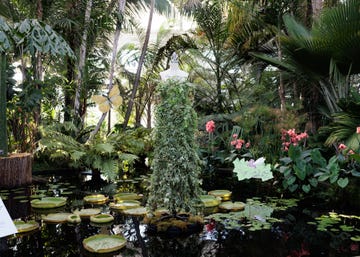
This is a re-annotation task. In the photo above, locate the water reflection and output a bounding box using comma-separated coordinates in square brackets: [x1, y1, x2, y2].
[0, 173, 359, 257]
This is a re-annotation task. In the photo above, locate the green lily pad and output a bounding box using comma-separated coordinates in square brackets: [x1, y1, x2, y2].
[219, 201, 246, 211]
[208, 190, 232, 201]
[114, 192, 142, 201]
[109, 200, 141, 210]
[122, 207, 148, 216]
[199, 195, 221, 208]
[14, 220, 40, 233]
[67, 214, 81, 224]
[42, 213, 72, 224]
[90, 214, 114, 224]
[83, 234, 126, 253]
[31, 197, 67, 209]
[83, 194, 109, 204]
[74, 208, 102, 218]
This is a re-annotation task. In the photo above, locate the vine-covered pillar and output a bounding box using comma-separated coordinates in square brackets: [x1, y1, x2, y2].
[147, 53, 203, 215]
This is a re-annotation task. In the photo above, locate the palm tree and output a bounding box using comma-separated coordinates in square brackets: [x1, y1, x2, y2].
[122, 0, 155, 129]
[252, 0, 360, 131]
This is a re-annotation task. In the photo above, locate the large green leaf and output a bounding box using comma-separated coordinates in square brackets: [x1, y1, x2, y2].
[233, 157, 273, 181]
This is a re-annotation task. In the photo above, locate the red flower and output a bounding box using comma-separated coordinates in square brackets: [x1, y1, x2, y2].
[206, 120, 215, 133]
[338, 143, 347, 150]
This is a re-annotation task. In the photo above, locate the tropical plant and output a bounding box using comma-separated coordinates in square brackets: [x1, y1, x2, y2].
[320, 90, 360, 151]
[0, 17, 74, 156]
[252, 0, 360, 126]
[147, 79, 203, 215]
[36, 122, 149, 181]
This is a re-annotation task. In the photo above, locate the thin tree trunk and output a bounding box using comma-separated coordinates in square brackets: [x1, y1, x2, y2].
[276, 38, 286, 111]
[74, 0, 92, 125]
[33, 0, 43, 130]
[123, 0, 155, 129]
[0, 53, 7, 156]
[312, 0, 323, 18]
[88, 0, 126, 142]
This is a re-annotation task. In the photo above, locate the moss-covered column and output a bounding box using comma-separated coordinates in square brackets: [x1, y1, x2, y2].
[147, 80, 202, 215]
[0, 52, 7, 156]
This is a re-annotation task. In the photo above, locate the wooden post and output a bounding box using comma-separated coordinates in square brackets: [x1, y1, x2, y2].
[0, 153, 32, 188]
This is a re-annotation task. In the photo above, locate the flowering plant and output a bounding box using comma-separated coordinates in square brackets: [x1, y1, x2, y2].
[277, 128, 355, 193]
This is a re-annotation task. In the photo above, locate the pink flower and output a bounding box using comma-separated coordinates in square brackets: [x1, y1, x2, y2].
[245, 142, 251, 148]
[357, 126, 360, 134]
[348, 150, 355, 155]
[205, 120, 215, 133]
[338, 143, 347, 150]
[232, 134, 238, 138]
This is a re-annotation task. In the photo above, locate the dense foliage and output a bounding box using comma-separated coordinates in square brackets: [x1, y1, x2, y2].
[147, 79, 203, 214]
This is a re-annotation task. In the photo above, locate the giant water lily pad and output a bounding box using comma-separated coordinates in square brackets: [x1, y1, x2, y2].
[31, 197, 67, 209]
[109, 200, 141, 210]
[83, 234, 126, 253]
[14, 220, 39, 233]
[67, 214, 81, 224]
[42, 213, 72, 224]
[74, 208, 101, 218]
[219, 201, 246, 211]
[200, 195, 221, 208]
[83, 194, 109, 204]
[90, 214, 114, 224]
[208, 190, 232, 201]
[122, 207, 148, 217]
[114, 192, 142, 201]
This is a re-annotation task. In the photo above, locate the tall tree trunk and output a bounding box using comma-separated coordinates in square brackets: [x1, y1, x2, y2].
[74, 0, 92, 125]
[33, 0, 43, 130]
[276, 39, 286, 111]
[0, 53, 7, 156]
[123, 0, 155, 129]
[88, 0, 126, 141]
[312, 0, 323, 18]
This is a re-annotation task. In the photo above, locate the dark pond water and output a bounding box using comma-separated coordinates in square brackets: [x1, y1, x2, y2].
[0, 172, 359, 257]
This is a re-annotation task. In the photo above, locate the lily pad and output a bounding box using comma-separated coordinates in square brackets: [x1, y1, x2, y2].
[208, 190, 232, 201]
[199, 195, 221, 208]
[114, 192, 142, 201]
[90, 214, 114, 224]
[42, 212, 72, 224]
[83, 234, 126, 253]
[67, 214, 81, 224]
[31, 197, 67, 209]
[14, 220, 39, 233]
[109, 200, 141, 210]
[83, 194, 109, 204]
[122, 207, 148, 216]
[219, 201, 246, 211]
[74, 208, 101, 218]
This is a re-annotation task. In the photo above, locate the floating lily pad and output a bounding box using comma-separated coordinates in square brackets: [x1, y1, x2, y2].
[219, 201, 246, 211]
[83, 194, 109, 204]
[199, 195, 221, 208]
[14, 220, 39, 233]
[208, 190, 232, 201]
[31, 197, 67, 209]
[30, 194, 46, 199]
[90, 214, 114, 223]
[114, 192, 142, 201]
[83, 234, 126, 253]
[122, 207, 148, 216]
[42, 213, 72, 223]
[109, 200, 141, 210]
[67, 214, 81, 224]
[74, 208, 101, 218]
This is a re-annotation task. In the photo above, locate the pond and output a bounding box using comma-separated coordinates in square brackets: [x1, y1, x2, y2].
[0, 171, 359, 257]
